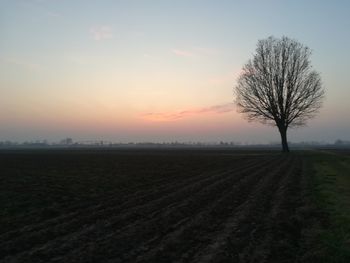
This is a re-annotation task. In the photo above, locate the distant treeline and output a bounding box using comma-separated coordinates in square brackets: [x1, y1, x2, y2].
[0, 138, 350, 149]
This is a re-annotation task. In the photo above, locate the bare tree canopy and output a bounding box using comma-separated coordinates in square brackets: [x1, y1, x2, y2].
[235, 36, 325, 152]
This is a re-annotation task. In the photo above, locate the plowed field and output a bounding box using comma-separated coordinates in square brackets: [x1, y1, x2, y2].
[0, 149, 305, 262]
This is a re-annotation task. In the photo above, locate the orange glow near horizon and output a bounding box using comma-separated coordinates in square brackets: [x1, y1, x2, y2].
[140, 103, 236, 122]
[1, 1, 349, 142]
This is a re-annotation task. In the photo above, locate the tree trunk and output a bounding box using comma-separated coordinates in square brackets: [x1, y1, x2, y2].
[278, 127, 290, 152]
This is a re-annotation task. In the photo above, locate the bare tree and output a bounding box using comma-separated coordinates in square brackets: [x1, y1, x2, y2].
[235, 36, 324, 152]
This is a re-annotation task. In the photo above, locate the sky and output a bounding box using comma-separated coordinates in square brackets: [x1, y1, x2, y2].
[1, 0, 350, 143]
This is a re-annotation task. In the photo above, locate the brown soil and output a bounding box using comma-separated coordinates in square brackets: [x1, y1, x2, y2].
[0, 149, 306, 262]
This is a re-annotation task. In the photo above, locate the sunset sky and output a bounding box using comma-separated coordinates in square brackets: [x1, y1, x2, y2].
[1, 0, 350, 143]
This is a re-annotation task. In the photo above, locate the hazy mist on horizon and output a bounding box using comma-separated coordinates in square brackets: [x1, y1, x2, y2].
[1, 0, 349, 143]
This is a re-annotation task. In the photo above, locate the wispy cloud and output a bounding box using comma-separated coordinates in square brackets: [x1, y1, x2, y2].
[90, 26, 113, 41]
[171, 49, 195, 57]
[141, 103, 235, 122]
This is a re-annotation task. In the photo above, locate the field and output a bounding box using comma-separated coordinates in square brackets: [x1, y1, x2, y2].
[303, 149, 350, 262]
[0, 149, 347, 262]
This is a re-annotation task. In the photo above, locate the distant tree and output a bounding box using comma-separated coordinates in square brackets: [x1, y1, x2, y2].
[335, 139, 350, 146]
[235, 36, 325, 152]
[335, 139, 344, 145]
[60, 138, 73, 145]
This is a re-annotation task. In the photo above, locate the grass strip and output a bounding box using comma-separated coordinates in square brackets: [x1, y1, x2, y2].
[302, 150, 350, 262]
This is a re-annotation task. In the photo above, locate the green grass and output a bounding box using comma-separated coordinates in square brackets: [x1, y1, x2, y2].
[303, 150, 350, 262]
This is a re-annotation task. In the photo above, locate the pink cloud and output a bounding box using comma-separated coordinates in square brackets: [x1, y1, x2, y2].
[90, 26, 113, 41]
[171, 49, 195, 57]
[141, 103, 235, 122]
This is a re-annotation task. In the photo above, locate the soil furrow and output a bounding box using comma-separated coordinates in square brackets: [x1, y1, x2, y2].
[0, 157, 254, 239]
[131, 155, 291, 263]
[59, 156, 284, 263]
[192, 156, 298, 263]
[238, 157, 303, 263]
[1, 152, 239, 233]
[0, 160, 222, 235]
[2, 156, 278, 262]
